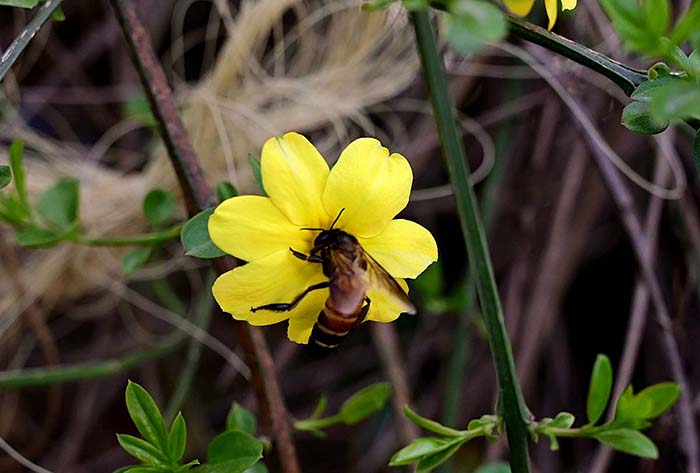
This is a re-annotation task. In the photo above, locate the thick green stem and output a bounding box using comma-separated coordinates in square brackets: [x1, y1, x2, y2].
[410, 11, 531, 472]
[72, 225, 182, 246]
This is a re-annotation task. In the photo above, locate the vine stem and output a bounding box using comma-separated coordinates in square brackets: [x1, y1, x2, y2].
[409, 11, 531, 473]
[107, 1, 300, 472]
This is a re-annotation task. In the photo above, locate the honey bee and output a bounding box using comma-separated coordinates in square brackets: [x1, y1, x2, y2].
[251, 209, 415, 351]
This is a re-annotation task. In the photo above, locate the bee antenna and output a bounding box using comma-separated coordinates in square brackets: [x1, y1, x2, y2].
[329, 208, 345, 230]
[300, 227, 324, 231]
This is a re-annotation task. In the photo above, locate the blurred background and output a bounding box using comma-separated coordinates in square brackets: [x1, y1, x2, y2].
[1, 0, 698, 472]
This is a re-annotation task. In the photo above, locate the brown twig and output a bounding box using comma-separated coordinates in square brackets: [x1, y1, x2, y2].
[588, 132, 672, 473]
[370, 324, 419, 444]
[107, 1, 300, 471]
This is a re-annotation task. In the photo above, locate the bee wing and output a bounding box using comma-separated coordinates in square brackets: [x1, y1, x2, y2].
[361, 248, 416, 315]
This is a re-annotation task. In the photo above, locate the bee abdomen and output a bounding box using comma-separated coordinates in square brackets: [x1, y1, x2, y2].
[310, 299, 360, 350]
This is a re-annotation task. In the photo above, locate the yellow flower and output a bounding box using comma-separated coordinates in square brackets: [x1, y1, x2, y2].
[209, 132, 438, 344]
[504, 0, 577, 30]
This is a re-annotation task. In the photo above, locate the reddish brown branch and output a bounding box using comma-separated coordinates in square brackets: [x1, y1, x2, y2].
[107, 2, 300, 471]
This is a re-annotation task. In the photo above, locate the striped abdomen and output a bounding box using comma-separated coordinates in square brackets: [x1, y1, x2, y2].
[310, 296, 366, 351]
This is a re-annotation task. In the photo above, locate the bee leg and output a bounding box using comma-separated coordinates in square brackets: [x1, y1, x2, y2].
[289, 247, 323, 263]
[354, 296, 372, 326]
[251, 281, 330, 312]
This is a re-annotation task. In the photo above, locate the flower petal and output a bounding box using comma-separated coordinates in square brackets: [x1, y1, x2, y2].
[503, 0, 535, 16]
[322, 138, 412, 238]
[286, 290, 328, 344]
[212, 250, 326, 326]
[359, 219, 438, 279]
[261, 132, 330, 227]
[366, 279, 410, 323]
[545, 0, 558, 29]
[209, 195, 312, 261]
[561, 0, 576, 10]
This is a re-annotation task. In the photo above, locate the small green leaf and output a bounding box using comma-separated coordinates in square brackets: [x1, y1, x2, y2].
[125, 381, 169, 452]
[9, 139, 27, 210]
[309, 393, 328, 419]
[143, 189, 175, 227]
[403, 406, 465, 436]
[586, 354, 613, 425]
[216, 181, 238, 202]
[226, 403, 257, 435]
[248, 154, 267, 196]
[37, 177, 79, 230]
[621, 101, 669, 135]
[339, 382, 391, 425]
[633, 382, 680, 419]
[0, 165, 11, 189]
[50, 5, 64, 21]
[594, 429, 658, 459]
[0, 0, 40, 7]
[550, 412, 575, 429]
[124, 92, 157, 128]
[444, 1, 507, 54]
[116, 434, 169, 466]
[168, 412, 187, 462]
[122, 247, 152, 274]
[181, 209, 226, 259]
[389, 437, 460, 466]
[16, 227, 62, 248]
[416, 440, 463, 471]
[649, 80, 700, 121]
[206, 431, 263, 472]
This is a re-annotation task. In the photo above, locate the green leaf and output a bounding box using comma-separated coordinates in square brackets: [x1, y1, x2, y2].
[226, 403, 257, 435]
[50, 5, 65, 21]
[37, 178, 79, 231]
[143, 189, 175, 227]
[244, 463, 268, 473]
[633, 382, 680, 419]
[124, 92, 157, 128]
[0, 0, 40, 8]
[248, 154, 267, 196]
[389, 437, 461, 466]
[339, 382, 391, 425]
[361, 0, 397, 11]
[668, 2, 700, 45]
[621, 101, 669, 135]
[642, 0, 670, 38]
[125, 381, 169, 452]
[612, 386, 653, 429]
[216, 181, 238, 202]
[181, 209, 226, 259]
[122, 247, 152, 274]
[586, 354, 613, 425]
[116, 434, 169, 466]
[168, 412, 187, 462]
[473, 462, 511, 473]
[403, 406, 465, 436]
[648, 79, 700, 121]
[0, 165, 11, 189]
[9, 139, 27, 210]
[444, 1, 507, 54]
[206, 431, 263, 472]
[309, 393, 328, 419]
[594, 429, 658, 459]
[416, 440, 463, 471]
[551, 412, 575, 429]
[16, 227, 62, 248]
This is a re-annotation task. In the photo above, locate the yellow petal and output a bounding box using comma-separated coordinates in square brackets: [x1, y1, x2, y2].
[366, 279, 410, 323]
[322, 138, 412, 238]
[212, 250, 326, 326]
[545, 0, 558, 29]
[503, 0, 535, 16]
[561, 0, 576, 10]
[359, 219, 438, 279]
[209, 195, 313, 262]
[286, 290, 328, 344]
[261, 132, 331, 228]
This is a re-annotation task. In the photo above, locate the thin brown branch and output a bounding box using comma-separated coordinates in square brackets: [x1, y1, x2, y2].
[107, 2, 300, 471]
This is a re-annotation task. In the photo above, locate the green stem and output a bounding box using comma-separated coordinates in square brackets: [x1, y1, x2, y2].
[0, 0, 64, 82]
[294, 414, 343, 431]
[506, 16, 648, 95]
[410, 11, 531, 473]
[72, 224, 182, 246]
[0, 334, 183, 389]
